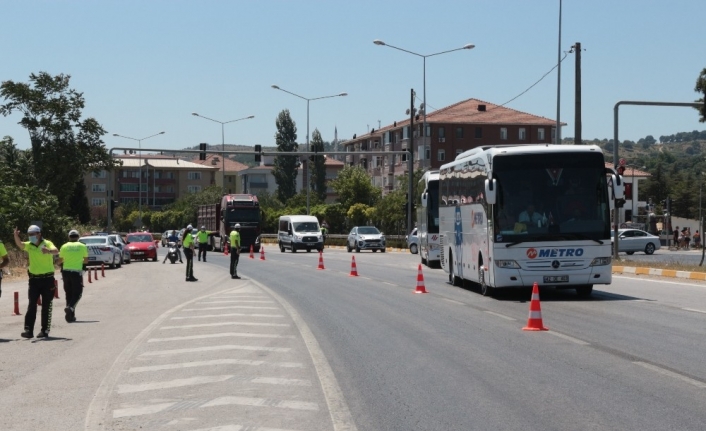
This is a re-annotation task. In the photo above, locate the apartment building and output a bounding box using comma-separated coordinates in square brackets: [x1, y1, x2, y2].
[343, 98, 560, 193]
[191, 154, 249, 194]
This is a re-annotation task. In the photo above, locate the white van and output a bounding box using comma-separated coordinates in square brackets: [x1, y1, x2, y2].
[278, 215, 324, 253]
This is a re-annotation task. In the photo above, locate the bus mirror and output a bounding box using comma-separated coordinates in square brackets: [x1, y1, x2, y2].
[485, 178, 497, 205]
[611, 174, 625, 200]
[421, 192, 428, 208]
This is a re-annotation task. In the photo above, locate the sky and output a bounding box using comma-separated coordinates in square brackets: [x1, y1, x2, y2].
[2, 0, 706, 154]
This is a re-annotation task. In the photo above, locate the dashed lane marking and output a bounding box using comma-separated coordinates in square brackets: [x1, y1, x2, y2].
[682, 307, 706, 314]
[139, 345, 290, 357]
[171, 313, 285, 320]
[634, 361, 706, 389]
[160, 321, 290, 330]
[482, 310, 517, 321]
[182, 305, 279, 311]
[442, 298, 465, 305]
[148, 332, 295, 342]
[196, 300, 275, 304]
[128, 359, 303, 373]
[546, 330, 591, 345]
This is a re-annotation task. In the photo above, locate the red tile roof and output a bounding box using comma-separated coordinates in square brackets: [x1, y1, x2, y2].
[191, 154, 250, 172]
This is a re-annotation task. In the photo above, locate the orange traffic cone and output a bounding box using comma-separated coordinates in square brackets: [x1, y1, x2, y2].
[260, 246, 266, 261]
[224, 242, 229, 256]
[249, 244, 254, 259]
[101, 263, 105, 277]
[13, 291, 22, 315]
[88, 267, 92, 283]
[414, 264, 428, 294]
[523, 282, 548, 331]
[317, 252, 325, 270]
[349, 256, 359, 277]
[94, 266, 99, 281]
[54, 279, 60, 298]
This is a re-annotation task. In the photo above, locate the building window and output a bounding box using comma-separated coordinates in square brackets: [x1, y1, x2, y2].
[519, 128, 526, 140]
[187, 185, 202, 193]
[438, 127, 445, 138]
[187, 172, 202, 180]
[166, 172, 175, 179]
[500, 127, 508, 140]
[384, 156, 388, 166]
[91, 198, 105, 207]
[425, 125, 431, 137]
[401, 152, 407, 162]
[91, 183, 106, 192]
[438, 150, 446, 161]
[425, 146, 431, 160]
[475, 127, 483, 139]
[120, 183, 139, 192]
[91, 170, 106, 178]
[166, 186, 175, 193]
[456, 127, 464, 139]
[538, 128, 545, 141]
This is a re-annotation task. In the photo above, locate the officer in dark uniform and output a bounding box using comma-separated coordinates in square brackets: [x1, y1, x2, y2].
[14, 225, 59, 338]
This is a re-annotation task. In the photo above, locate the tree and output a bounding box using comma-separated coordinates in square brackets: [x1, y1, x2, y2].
[309, 129, 327, 202]
[0, 72, 117, 214]
[329, 166, 381, 211]
[272, 109, 299, 203]
[69, 178, 91, 224]
[0, 136, 34, 187]
[695, 67, 706, 122]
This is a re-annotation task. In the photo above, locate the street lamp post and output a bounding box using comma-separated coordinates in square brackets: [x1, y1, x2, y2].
[373, 39, 475, 169]
[112, 131, 165, 228]
[192, 113, 255, 195]
[271, 85, 347, 214]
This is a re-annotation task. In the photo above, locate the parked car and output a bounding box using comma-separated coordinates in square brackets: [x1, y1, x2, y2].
[79, 235, 122, 268]
[125, 232, 158, 261]
[347, 226, 386, 253]
[611, 228, 661, 255]
[406, 228, 419, 254]
[108, 234, 131, 264]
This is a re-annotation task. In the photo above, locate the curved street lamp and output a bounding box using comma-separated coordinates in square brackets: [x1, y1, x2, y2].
[271, 85, 347, 214]
[373, 39, 474, 169]
[191, 113, 255, 194]
[112, 131, 165, 226]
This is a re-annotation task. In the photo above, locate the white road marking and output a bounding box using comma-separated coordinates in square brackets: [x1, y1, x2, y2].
[634, 361, 706, 389]
[118, 375, 232, 393]
[117, 375, 311, 393]
[187, 425, 301, 431]
[140, 345, 290, 356]
[196, 300, 275, 304]
[202, 396, 319, 411]
[171, 313, 285, 320]
[148, 332, 294, 342]
[160, 321, 290, 329]
[382, 281, 396, 286]
[442, 298, 465, 305]
[546, 330, 590, 345]
[483, 310, 517, 321]
[128, 359, 303, 373]
[113, 402, 174, 418]
[682, 307, 706, 314]
[182, 305, 279, 311]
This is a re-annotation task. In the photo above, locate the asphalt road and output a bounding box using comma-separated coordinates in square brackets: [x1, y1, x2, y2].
[0, 246, 705, 431]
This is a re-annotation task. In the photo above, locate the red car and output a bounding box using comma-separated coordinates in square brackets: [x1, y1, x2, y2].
[125, 232, 158, 261]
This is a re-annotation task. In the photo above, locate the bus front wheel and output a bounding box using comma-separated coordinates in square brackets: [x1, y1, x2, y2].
[479, 264, 493, 297]
[448, 250, 461, 287]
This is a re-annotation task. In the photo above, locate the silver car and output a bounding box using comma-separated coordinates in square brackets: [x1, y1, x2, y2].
[79, 235, 122, 268]
[406, 228, 419, 254]
[611, 228, 661, 255]
[108, 234, 131, 264]
[347, 226, 386, 253]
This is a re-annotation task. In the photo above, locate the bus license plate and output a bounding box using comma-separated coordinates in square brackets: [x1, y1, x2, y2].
[544, 275, 569, 283]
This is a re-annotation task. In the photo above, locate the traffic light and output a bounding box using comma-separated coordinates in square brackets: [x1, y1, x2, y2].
[254, 144, 262, 163]
[199, 142, 207, 161]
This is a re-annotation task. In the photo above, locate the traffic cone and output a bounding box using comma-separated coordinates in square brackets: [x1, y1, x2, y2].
[522, 282, 548, 331]
[54, 279, 60, 298]
[414, 264, 428, 294]
[249, 244, 254, 259]
[317, 252, 325, 270]
[349, 256, 359, 277]
[94, 266, 99, 281]
[13, 291, 22, 315]
[260, 246, 266, 261]
[101, 263, 105, 277]
[88, 268, 92, 283]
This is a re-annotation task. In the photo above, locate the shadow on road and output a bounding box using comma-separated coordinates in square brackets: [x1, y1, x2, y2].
[453, 280, 646, 303]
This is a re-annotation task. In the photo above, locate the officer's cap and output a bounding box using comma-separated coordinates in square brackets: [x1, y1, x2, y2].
[187, 224, 193, 230]
[201, 225, 206, 230]
[234, 223, 241, 229]
[27, 225, 41, 234]
[68, 229, 80, 237]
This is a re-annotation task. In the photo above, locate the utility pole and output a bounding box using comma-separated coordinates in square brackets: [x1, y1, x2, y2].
[407, 88, 415, 235]
[573, 42, 582, 145]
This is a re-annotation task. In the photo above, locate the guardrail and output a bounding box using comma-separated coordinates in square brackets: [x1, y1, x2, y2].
[260, 233, 409, 249]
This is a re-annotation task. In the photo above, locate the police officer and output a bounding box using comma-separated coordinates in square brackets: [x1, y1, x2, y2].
[0, 238, 9, 298]
[14, 225, 59, 339]
[197, 226, 213, 262]
[58, 230, 88, 322]
[182, 224, 197, 282]
[320, 222, 328, 249]
[229, 223, 242, 279]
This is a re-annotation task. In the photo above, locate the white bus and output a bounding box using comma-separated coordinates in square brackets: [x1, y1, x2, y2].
[417, 170, 441, 267]
[439, 144, 623, 297]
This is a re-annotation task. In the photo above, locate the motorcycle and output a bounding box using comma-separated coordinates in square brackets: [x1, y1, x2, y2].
[167, 241, 179, 264]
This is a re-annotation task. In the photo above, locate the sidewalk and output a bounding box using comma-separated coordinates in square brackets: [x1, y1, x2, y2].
[612, 265, 706, 281]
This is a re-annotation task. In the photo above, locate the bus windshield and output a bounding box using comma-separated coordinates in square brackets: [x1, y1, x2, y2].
[493, 153, 610, 242]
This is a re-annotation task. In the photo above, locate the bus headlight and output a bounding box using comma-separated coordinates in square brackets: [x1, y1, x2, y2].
[590, 257, 612, 266]
[495, 260, 520, 269]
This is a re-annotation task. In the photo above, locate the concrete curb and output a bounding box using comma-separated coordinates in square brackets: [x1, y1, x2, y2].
[613, 265, 706, 281]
